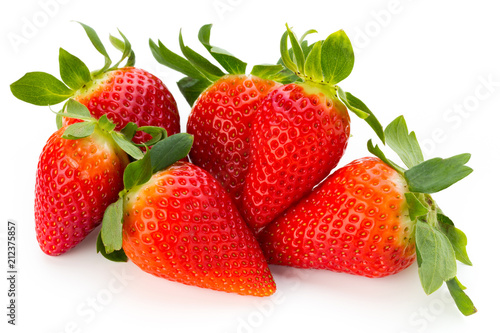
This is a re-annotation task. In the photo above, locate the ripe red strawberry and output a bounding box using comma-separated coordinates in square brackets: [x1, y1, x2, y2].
[260, 116, 476, 315]
[98, 138, 276, 296]
[259, 157, 414, 277]
[67, 67, 179, 145]
[35, 117, 129, 255]
[238, 26, 385, 230]
[10, 23, 180, 145]
[150, 24, 284, 207]
[186, 75, 279, 207]
[122, 162, 276, 296]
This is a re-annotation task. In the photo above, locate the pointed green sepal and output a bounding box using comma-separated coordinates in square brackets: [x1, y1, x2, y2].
[179, 29, 226, 82]
[405, 193, 429, 221]
[150, 133, 194, 173]
[198, 24, 247, 75]
[110, 131, 144, 160]
[62, 122, 96, 140]
[109, 29, 134, 69]
[123, 148, 153, 190]
[337, 88, 385, 143]
[437, 213, 473, 266]
[96, 231, 128, 262]
[304, 41, 323, 82]
[385, 116, 424, 168]
[76, 21, 111, 75]
[285, 24, 305, 75]
[320, 30, 354, 85]
[446, 277, 477, 316]
[100, 196, 125, 254]
[149, 39, 207, 81]
[416, 220, 457, 295]
[405, 154, 473, 193]
[10, 72, 73, 106]
[59, 48, 92, 90]
[367, 139, 405, 174]
[177, 76, 212, 107]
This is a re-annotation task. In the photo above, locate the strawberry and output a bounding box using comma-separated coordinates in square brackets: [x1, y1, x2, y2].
[150, 24, 285, 207]
[98, 134, 276, 296]
[259, 156, 415, 277]
[34, 100, 142, 255]
[240, 26, 386, 230]
[10, 22, 180, 145]
[259, 116, 476, 315]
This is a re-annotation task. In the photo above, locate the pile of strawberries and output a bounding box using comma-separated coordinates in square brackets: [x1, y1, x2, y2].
[11, 23, 476, 315]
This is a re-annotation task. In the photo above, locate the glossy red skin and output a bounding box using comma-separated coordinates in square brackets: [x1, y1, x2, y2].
[259, 157, 416, 278]
[122, 162, 276, 296]
[241, 83, 350, 230]
[35, 127, 128, 255]
[187, 75, 279, 208]
[64, 67, 180, 145]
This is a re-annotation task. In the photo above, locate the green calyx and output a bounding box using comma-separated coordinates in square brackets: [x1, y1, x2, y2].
[280, 24, 354, 86]
[58, 99, 168, 160]
[280, 25, 385, 143]
[150, 23, 289, 106]
[368, 115, 476, 316]
[97, 130, 194, 263]
[10, 22, 135, 107]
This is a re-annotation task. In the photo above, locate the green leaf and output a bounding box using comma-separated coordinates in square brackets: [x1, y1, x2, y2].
[76, 22, 111, 75]
[97, 114, 116, 132]
[299, 29, 318, 43]
[120, 122, 138, 141]
[280, 30, 298, 73]
[367, 140, 405, 174]
[286, 25, 305, 75]
[59, 48, 91, 90]
[385, 116, 424, 168]
[179, 30, 226, 82]
[250, 64, 285, 80]
[62, 122, 96, 140]
[320, 30, 355, 85]
[10, 72, 74, 106]
[123, 149, 152, 190]
[109, 29, 133, 69]
[405, 193, 429, 221]
[100, 197, 124, 254]
[416, 220, 457, 295]
[304, 41, 323, 82]
[150, 39, 207, 81]
[446, 277, 477, 316]
[136, 126, 168, 147]
[437, 214, 473, 266]
[337, 88, 385, 143]
[150, 133, 194, 173]
[111, 131, 144, 160]
[198, 24, 247, 75]
[177, 76, 212, 107]
[66, 98, 91, 118]
[405, 154, 473, 193]
[96, 231, 128, 262]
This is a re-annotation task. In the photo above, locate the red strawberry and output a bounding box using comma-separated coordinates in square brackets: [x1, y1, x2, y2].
[10, 23, 180, 145]
[150, 24, 284, 207]
[186, 75, 279, 207]
[67, 67, 179, 145]
[240, 26, 385, 230]
[122, 162, 276, 296]
[260, 116, 476, 315]
[98, 137, 276, 296]
[259, 157, 414, 277]
[35, 115, 129, 255]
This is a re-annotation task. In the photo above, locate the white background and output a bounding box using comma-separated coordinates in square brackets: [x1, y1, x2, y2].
[1, 0, 498, 332]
